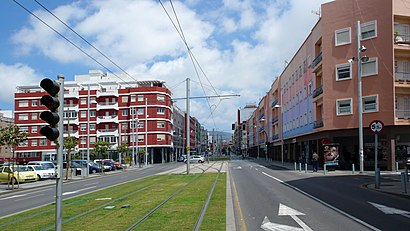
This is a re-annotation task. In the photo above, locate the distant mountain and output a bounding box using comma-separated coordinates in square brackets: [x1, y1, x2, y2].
[209, 130, 232, 142]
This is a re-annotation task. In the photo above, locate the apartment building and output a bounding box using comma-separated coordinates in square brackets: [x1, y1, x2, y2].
[14, 70, 174, 164]
[246, 0, 410, 170]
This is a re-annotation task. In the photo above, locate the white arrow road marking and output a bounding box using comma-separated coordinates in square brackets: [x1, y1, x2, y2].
[279, 204, 313, 231]
[260, 204, 313, 231]
[0, 194, 26, 201]
[261, 216, 304, 231]
[62, 186, 96, 196]
[236, 166, 242, 169]
[369, 202, 410, 219]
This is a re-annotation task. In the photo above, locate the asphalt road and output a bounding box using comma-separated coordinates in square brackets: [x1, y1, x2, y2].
[0, 162, 183, 218]
[229, 158, 410, 231]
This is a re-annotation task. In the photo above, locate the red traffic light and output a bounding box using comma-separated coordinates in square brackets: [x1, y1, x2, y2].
[40, 78, 60, 97]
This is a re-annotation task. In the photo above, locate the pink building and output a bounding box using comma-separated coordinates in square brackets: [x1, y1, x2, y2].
[247, 0, 410, 170]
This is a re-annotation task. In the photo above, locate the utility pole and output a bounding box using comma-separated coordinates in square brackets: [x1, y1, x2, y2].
[145, 98, 148, 167]
[186, 78, 191, 174]
[56, 74, 64, 231]
[357, 20, 364, 173]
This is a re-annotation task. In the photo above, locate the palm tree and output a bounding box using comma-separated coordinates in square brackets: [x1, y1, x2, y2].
[0, 125, 29, 190]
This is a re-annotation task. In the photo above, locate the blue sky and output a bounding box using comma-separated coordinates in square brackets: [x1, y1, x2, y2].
[0, 0, 331, 132]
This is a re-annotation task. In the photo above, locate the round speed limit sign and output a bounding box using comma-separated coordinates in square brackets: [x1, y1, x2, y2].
[369, 120, 384, 134]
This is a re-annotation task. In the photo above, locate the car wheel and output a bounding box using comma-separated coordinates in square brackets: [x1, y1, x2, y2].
[37, 174, 42, 181]
[92, 169, 97, 174]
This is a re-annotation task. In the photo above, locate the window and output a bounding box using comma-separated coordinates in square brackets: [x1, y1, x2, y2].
[40, 139, 47, 146]
[90, 137, 96, 144]
[19, 140, 28, 147]
[336, 63, 352, 80]
[138, 108, 144, 115]
[138, 95, 144, 102]
[90, 124, 96, 130]
[335, 27, 351, 46]
[32, 100, 38, 107]
[157, 108, 165, 114]
[122, 109, 128, 116]
[361, 58, 378, 77]
[122, 96, 128, 103]
[363, 95, 378, 113]
[19, 100, 29, 107]
[81, 98, 87, 105]
[18, 114, 29, 121]
[138, 122, 144, 128]
[81, 137, 86, 144]
[90, 111, 96, 117]
[157, 134, 165, 141]
[121, 123, 128, 130]
[81, 124, 87, 131]
[361, 20, 377, 40]
[81, 111, 87, 118]
[121, 136, 129, 142]
[31, 126, 38, 133]
[157, 121, 165, 128]
[31, 140, 38, 147]
[138, 135, 144, 142]
[336, 98, 352, 115]
[32, 113, 38, 120]
[130, 107, 137, 115]
[131, 95, 136, 102]
[20, 126, 28, 133]
[157, 95, 165, 101]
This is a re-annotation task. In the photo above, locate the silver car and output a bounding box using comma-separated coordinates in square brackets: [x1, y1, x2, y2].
[185, 155, 205, 163]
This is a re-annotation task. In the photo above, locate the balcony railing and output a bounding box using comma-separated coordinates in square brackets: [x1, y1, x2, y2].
[313, 118, 324, 129]
[272, 134, 279, 140]
[396, 110, 410, 119]
[311, 52, 322, 68]
[97, 128, 118, 132]
[395, 71, 410, 82]
[271, 98, 279, 108]
[272, 116, 278, 124]
[394, 33, 410, 44]
[312, 85, 323, 98]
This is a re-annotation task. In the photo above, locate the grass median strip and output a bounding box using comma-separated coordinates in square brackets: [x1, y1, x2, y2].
[0, 173, 226, 231]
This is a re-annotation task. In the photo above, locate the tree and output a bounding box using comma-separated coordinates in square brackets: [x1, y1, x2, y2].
[92, 140, 111, 172]
[63, 136, 77, 180]
[116, 143, 129, 165]
[0, 125, 29, 190]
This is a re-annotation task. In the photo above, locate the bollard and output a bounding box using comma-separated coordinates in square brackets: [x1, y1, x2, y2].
[305, 164, 307, 173]
[299, 163, 302, 172]
[294, 162, 297, 171]
[352, 164, 355, 174]
[375, 168, 380, 189]
[401, 172, 407, 194]
[324, 164, 327, 175]
[396, 162, 399, 172]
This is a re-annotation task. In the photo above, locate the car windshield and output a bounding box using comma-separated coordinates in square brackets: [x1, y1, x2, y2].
[14, 166, 33, 172]
[42, 163, 55, 169]
[32, 165, 46, 170]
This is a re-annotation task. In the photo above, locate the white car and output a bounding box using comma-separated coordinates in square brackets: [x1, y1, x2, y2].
[27, 165, 56, 180]
[185, 155, 205, 163]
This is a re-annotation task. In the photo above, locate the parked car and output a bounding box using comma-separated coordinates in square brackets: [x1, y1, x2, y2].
[27, 165, 56, 180]
[0, 165, 38, 184]
[177, 156, 186, 162]
[27, 161, 56, 170]
[185, 155, 205, 163]
[71, 160, 102, 174]
[94, 159, 115, 171]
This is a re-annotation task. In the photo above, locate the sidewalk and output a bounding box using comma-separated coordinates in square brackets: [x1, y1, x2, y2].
[253, 158, 410, 199]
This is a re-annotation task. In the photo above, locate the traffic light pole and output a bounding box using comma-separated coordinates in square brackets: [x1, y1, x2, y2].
[56, 74, 64, 231]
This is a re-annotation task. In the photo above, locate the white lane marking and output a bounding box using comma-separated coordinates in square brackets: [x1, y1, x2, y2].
[15, 194, 44, 202]
[86, 182, 99, 186]
[261, 172, 381, 231]
[368, 202, 410, 219]
[0, 194, 27, 201]
[120, 176, 128, 179]
[62, 186, 96, 196]
[255, 168, 259, 171]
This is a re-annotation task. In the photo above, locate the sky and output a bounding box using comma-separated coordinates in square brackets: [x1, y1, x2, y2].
[0, 0, 332, 133]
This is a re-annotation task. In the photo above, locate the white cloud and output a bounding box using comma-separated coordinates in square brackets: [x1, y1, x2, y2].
[0, 63, 42, 109]
[9, 0, 333, 131]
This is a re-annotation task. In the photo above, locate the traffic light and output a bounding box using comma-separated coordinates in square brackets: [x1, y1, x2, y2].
[39, 78, 61, 141]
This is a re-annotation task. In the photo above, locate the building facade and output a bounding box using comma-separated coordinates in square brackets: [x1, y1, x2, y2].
[0, 111, 14, 160]
[245, 0, 410, 170]
[14, 70, 174, 164]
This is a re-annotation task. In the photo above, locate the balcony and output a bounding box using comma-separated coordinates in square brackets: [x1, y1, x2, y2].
[96, 88, 118, 97]
[96, 102, 118, 111]
[395, 71, 410, 83]
[311, 52, 322, 69]
[271, 98, 279, 108]
[272, 134, 279, 140]
[272, 116, 278, 124]
[64, 104, 79, 110]
[63, 117, 78, 125]
[96, 115, 118, 124]
[396, 109, 410, 120]
[313, 118, 324, 129]
[63, 130, 79, 137]
[96, 129, 119, 137]
[394, 33, 410, 45]
[312, 85, 323, 98]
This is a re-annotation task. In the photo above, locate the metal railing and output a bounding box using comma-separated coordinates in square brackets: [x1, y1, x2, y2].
[395, 71, 410, 81]
[394, 33, 410, 44]
[396, 110, 410, 119]
[311, 52, 322, 68]
[312, 85, 323, 98]
[313, 118, 324, 129]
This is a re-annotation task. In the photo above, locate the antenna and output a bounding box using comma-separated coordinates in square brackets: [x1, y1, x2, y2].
[311, 8, 321, 17]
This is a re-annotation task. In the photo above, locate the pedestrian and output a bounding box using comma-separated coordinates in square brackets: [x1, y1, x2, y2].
[312, 152, 319, 172]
